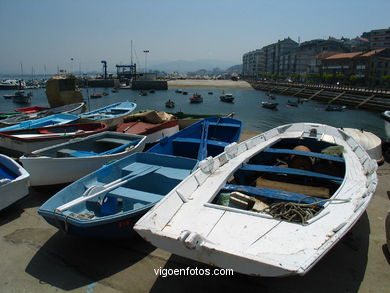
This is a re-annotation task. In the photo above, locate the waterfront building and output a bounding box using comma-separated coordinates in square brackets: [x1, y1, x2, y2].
[370, 27, 390, 49]
[262, 38, 298, 75]
[242, 49, 264, 78]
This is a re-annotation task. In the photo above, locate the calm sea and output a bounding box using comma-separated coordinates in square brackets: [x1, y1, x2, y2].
[0, 87, 386, 138]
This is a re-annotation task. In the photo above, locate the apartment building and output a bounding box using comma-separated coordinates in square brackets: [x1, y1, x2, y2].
[370, 27, 390, 49]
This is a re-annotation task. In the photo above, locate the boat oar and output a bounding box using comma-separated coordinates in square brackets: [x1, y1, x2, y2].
[56, 165, 160, 212]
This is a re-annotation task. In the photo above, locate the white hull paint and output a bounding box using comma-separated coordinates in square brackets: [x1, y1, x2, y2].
[135, 123, 378, 277]
[20, 133, 146, 186]
[0, 155, 30, 211]
[143, 124, 179, 144]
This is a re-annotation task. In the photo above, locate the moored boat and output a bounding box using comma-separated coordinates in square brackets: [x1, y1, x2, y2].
[169, 111, 235, 130]
[147, 117, 242, 161]
[220, 93, 234, 103]
[135, 122, 378, 277]
[0, 122, 107, 154]
[12, 90, 32, 104]
[15, 106, 49, 114]
[381, 111, 390, 138]
[91, 93, 103, 99]
[78, 102, 137, 129]
[189, 93, 203, 103]
[261, 101, 278, 109]
[165, 99, 175, 108]
[20, 132, 146, 186]
[0, 154, 30, 211]
[326, 105, 347, 111]
[38, 152, 198, 238]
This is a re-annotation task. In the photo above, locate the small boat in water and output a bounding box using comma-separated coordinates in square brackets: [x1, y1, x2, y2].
[112, 88, 119, 93]
[189, 93, 203, 103]
[139, 91, 148, 96]
[15, 106, 49, 114]
[261, 101, 278, 109]
[220, 93, 234, 103]
[147, 117, 242, 161]
[78, 102, 137, 129]
[287, 100, 298, 107]
[0, 154, 30, 211]
[326, 105, 347, 111]
[38, 152, 198, 238]
[135, 122, 378, 277]
[12, 91, 32, 104]
[169, 111, 235, 130]
[0, 113, 79, 131]
[165, 99, 175, 108]
[117, 120, 179, 144]
[0, 122, 107, 154]
[20, 132, 146, 186]
[90, 93, 103, 99]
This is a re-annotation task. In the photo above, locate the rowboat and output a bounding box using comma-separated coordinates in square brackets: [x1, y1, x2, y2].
[15, 106, 49, 114]
[0, 113, 79, 131]
[220, 92, 234, 103]
[12, 90, 32, 104]
[261, 101, 278, 110]
[0, 102, 85, 127]
[91, 93, 103, 98]
[38, 152, 198, 238]
[147, 117, 242, 161]
[169, 111, 235, 130]
[165, 100, 175, 108]
[189, 93, 203, 103]
[78, 102, 137, 129]
[0, 154, 30, 211]
[0, 123, 107, 154]
[116, 120, 179, 144]
[135, 123, 378, 277]
[20, 132, 146, 186]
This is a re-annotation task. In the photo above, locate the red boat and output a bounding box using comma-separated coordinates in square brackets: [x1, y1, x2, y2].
[116, 120, 179, 144]
[189, 93, 203, 103]
[90, 93, 103, 98]
[0, 123, 108, 154]
[15, 106, 49, 114]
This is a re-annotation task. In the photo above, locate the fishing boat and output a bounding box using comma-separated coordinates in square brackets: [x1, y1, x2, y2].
[381, 111, 390, 138]
[261, 101, 278, 110]
[220, 93, 234, 103]
[78, 102, 137, 129]
[189, 93, 203, 104]
[147, 117, 242, 161]
[0, 123, 107, 154]
[0, 154, 30, 211]
[91, 93, 103, 99]
[0, 113, 79, 131]
[38, 152, 198, 238]
[266, 93, 276, 99]
[12, 91, 32, 104]
[117, 120, 179, 144]
[135, 123, 378, 277]
[20, 132, 146, 186]
[139, 91, 147, 96]
[175, 89, 183, 93]
[326, 105, 347, 111]
[0, 79, 25, 90]
[112, 88, 119, 93]
[165, 100, 175, 108]
[182, 91, 188, 95]
[0, 102, 86, 127]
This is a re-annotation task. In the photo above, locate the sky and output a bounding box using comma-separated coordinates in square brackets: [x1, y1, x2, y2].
[0, 0, 389, 74]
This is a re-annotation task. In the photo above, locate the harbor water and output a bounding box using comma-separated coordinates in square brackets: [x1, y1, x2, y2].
[0, 87, 386, 138]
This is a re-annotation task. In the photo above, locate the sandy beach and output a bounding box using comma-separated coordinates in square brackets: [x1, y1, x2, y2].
[167, 79, 254, 89]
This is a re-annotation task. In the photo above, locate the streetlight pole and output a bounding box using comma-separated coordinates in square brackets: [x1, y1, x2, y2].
[143, 50, 149, 74]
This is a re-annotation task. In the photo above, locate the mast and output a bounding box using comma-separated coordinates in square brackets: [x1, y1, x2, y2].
[131, 40, 133, 66]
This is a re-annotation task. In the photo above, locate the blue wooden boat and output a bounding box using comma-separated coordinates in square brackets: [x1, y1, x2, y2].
[38, 152, 198, 238]
[0, 113, 79, 131]
[0, 154, 30, 211]
[78, 102, 137, 129]
[146, 117, 242, 161]
[326, 105, 347, 111]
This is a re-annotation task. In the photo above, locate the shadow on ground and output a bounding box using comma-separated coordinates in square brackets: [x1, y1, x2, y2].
[150, 212, 370, 293]
[25, 231, 155, 291]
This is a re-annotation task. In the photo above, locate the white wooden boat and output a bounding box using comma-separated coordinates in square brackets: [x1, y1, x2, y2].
[381, 111, 390, 138]
[0, 154, 30, 211]
[135, 123, 378, 277]
[20, 132, 146, 186]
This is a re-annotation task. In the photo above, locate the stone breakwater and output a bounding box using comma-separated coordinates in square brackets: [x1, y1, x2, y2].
[168, 79, 253, 89]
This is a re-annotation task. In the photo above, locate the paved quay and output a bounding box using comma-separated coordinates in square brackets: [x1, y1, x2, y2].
[0, 130, 389, 293]
[167, 79, 254, 89]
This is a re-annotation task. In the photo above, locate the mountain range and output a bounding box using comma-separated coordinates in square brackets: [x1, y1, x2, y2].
[148, 59, 239, 73]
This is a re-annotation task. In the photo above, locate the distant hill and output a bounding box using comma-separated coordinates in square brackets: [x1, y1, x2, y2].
[226, 64, 242, 73]
[150, 59, 238, 73]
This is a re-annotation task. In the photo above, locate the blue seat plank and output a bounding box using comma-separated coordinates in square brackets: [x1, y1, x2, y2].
[172, 137, 229, 148]
[208, 122, 241, 128]
[239, 164, 343, 183]
[223, 184, 324, 205]
[263, 148, 344, 162]
[108, 187, 164, 203]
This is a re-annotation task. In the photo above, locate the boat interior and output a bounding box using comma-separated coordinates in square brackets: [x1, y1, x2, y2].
[151, 119, 241, 160]
[3, 123, 103, 136]
[212, 137, 346, 223]
[56, 155, 197, 219]
[35, 133, 142, 158]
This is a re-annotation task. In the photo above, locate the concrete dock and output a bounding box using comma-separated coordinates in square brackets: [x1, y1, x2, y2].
[0, 131, 389, 293]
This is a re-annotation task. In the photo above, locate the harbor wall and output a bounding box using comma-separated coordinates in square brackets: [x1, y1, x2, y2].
[131, 80, 168, 90]
[249, 81, 390, 111]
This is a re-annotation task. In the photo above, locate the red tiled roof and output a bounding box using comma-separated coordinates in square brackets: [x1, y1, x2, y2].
[325, 52, 363, 60]
[313, 51, 340, 59]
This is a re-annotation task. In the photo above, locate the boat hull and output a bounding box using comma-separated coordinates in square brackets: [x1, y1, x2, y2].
[0, 155, 30, 211]
[20, 132, 146, 186]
